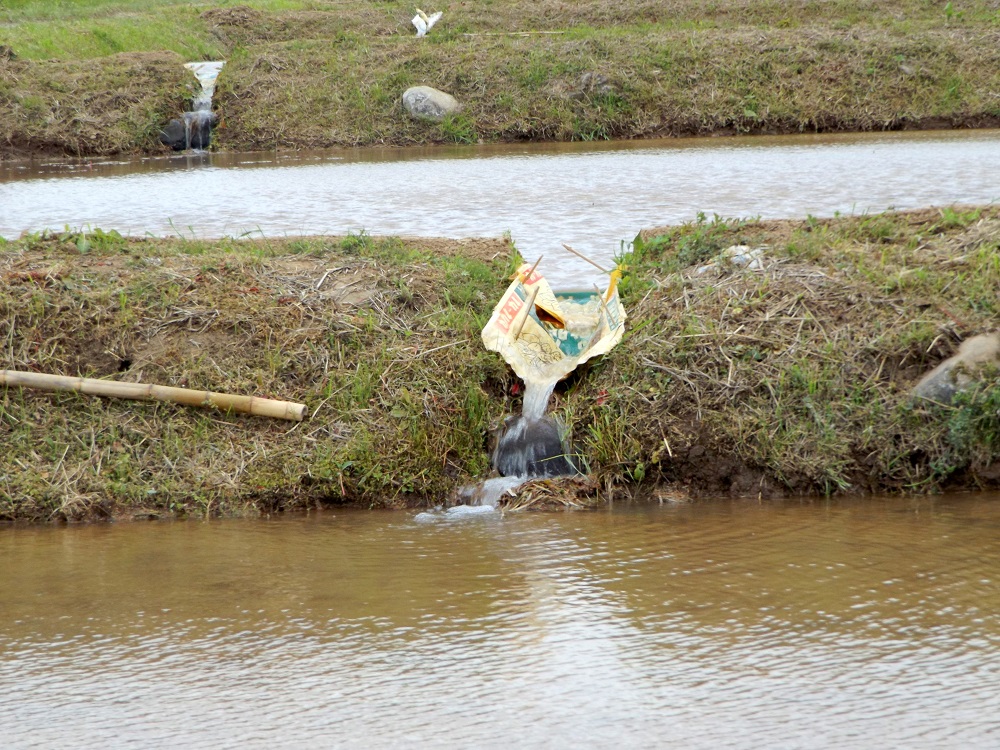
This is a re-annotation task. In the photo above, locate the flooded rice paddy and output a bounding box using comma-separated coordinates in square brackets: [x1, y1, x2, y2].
[3, 496, 1000, 748]
[2, 129, 999, 288]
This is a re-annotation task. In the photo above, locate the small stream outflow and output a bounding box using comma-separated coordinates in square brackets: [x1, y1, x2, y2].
[160, 61, 225, 151]
[459, 379, 576, 508]
[491, 380, 576, 479]
[458, 401, 572, 508]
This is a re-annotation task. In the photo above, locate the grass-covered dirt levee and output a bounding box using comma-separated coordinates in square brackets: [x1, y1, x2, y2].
[2, 1, 1000, 159]
[1, 208, 998, 522]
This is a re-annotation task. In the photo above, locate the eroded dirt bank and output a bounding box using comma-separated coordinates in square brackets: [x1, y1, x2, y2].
[0, 208, 998, 522]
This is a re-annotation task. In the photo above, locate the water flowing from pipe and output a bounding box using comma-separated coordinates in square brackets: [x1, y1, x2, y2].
[521, 379, 558, 421]
[184, 62, 224, 110]
[182, 61, 225, 150]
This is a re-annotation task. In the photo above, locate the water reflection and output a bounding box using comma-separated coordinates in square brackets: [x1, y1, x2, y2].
[2, 495, 1000, 747]
[2, 130, 999, 289]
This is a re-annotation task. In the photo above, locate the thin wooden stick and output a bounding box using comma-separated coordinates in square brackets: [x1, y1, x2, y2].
[561, 243, 610, 274]
[593, 284, 611, 315]
[0, 370, 306, 421]
[512, 285, 541, 340]
[523, 255, 543, 280]
[461, 31, 566, 37]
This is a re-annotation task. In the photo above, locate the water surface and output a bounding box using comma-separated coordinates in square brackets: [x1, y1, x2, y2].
[2, 130, 998, 288]
[3, 495, 1000, 748]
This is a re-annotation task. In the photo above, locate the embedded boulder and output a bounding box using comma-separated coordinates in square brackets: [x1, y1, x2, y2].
[402, 86, 462, 122]
[912, 333, 1000, 404]
[159, 119, 186, 150]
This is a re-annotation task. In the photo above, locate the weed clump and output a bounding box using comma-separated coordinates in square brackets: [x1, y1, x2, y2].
[939, 382, 1000, 478]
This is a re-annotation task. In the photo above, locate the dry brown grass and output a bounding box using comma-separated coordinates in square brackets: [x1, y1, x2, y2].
[0, 231, 518, 521]
[563, 206, 1000, 497]
[0, 52, 189, 158]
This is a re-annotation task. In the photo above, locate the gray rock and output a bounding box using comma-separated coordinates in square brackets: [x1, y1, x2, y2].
[159, 119, 187, 150]
[402, 85, 462, 122]
[912, 333, 1000, 404]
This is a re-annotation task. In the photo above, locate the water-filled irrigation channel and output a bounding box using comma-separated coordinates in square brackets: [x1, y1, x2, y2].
[2, 129, 998, 288]
[2, 497, 1000, 748]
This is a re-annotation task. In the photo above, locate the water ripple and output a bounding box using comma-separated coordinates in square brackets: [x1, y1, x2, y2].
[3, 131, 1000, 289]
[3, 496, 1000, 747]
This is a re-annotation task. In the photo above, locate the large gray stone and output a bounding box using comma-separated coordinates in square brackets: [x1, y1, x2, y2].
[402, 85, 462, 122]
[159, 119, 187, 150]
[912, 333, 1000, 404]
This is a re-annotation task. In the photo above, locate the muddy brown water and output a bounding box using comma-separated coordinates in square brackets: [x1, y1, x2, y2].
[2, 130, 999, 289]
[3, 132, 1000, 746]
[3, 495, 1000, 748]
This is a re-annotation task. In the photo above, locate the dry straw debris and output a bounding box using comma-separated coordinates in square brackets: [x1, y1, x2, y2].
[496, 475, 601, 512]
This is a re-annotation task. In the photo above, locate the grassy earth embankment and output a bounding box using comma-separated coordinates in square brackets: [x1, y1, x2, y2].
[1, 208, 998, 522]
[2, 1, 1000, 158]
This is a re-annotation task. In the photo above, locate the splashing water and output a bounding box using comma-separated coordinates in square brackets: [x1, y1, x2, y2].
[182, 111, 215, 151]
[491, 414, 575, 479]
[492, 371, 576, 480]
[461, 379, 574, 504]
[455, 476, 527, 507]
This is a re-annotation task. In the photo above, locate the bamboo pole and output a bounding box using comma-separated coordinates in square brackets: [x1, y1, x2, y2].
[0, 370, 306, 421]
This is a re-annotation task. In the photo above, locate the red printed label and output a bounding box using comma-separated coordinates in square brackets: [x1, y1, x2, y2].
[495, 285, 527, 334]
